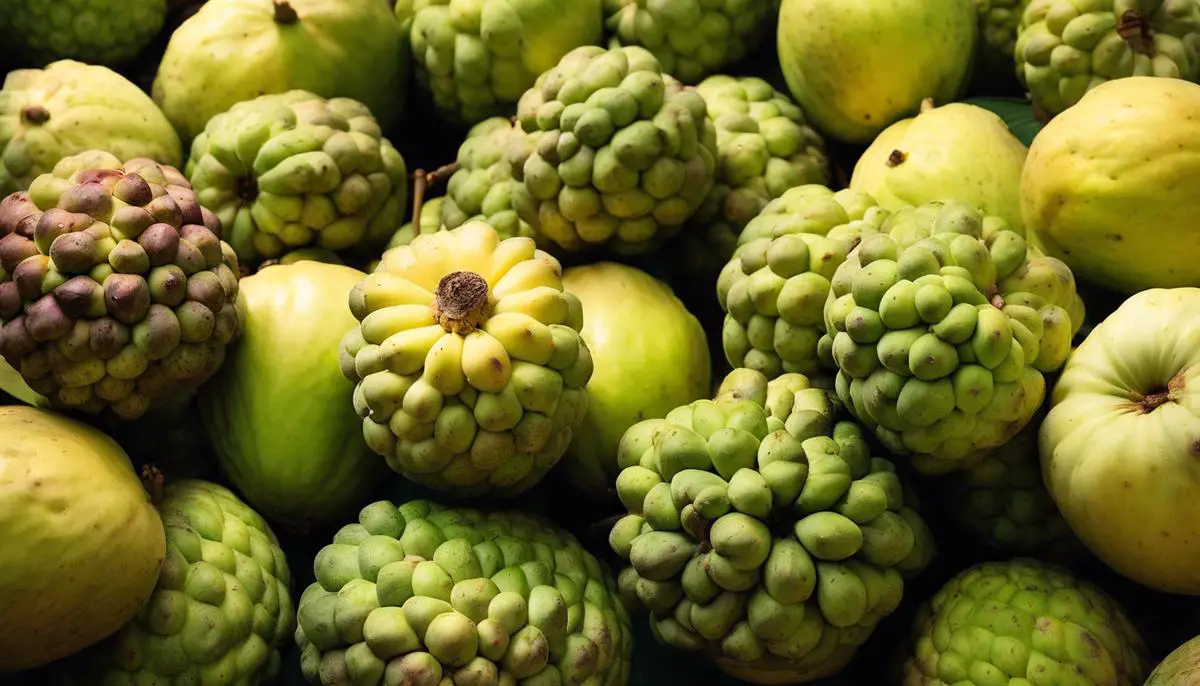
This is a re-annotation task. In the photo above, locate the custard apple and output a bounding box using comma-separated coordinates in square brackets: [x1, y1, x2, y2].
[509, 45, 718, 255]
[295, 498, 632, 685]
[339, 220, 593, 497]
[186, 90, 408, 267]
[610, 368, 935, 685]
[0, 0, 167, 67]
[0, 151, 243, 420]
[442, 117, 538, 241]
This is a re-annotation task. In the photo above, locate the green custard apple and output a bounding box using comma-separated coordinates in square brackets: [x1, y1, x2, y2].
[680, 75, 830, 285]
[1021, 77, 1200, 294]
[717, 184, 887, 382]
[822, 201, 1084, 474]
[611, 368, 934, 685]
[1041, 287, 1200, 595]
[200, 261, 384, 529]
[0, 61, 182, 195]
[0, 151, 244, 420]
[900, 558, 1148, 685]
[153, 0, 408, 141]
[603, 0, 778, 84]
[850, 100, 1029, 235]
[1015, 0, 1200, 117]
[0, 406, 165, 673]
[339, 220, 593, 497]
[51, 479, 296, 685]
[404, 0, 604, 126]
[508, 45, 718, 255]
[777, 0, 978, 144]
[0, 0, 167, 67]
[1147, 635, 1200, 685]
[186, 90, 408, 267]
[561, 261, 711, 498]
[295, 499, 633, 685]
[442, 117, 538, 241]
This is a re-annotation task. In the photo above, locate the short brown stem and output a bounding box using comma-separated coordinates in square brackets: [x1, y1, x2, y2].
[274, 0, 299, 24]
[1117, 10, 1155, 56]
[887, 149, 908, 167]
[409, 163, 460, 225]
[432, 271, 490, 334]
[140, 464, 165, 507]
[21, 106, 50, 126]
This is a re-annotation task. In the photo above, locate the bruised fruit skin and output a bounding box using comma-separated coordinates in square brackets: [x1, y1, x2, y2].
[900, 558, 1148, 686]
[0, 151, 243, 420]
[339, 220, 593, 497]
[0, 406, 166, 673]
[611, 369, 934, 685]
[0, 61, 183, 195]
[52, 479, 296, 685]
[295, 499, 632, 685]
[509, 45, 718, 255]
[186, 90, 408, 267]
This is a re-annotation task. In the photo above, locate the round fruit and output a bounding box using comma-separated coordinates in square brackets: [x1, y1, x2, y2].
[0, 61, 182, 195]
[339, 220, 593, 497]
[52, 479, 295, 684]
[0, 406, 165, 673]
[443, 117, 538, 241]
[1020, 77, 1200, 294]
[366, 197, 447, 274]
[1041, 287, 1200, 595]
[777, 0, 978, 144]
[509, 45, 718, 255]
[153, 0, 408, 141]
[850, 100, 1028, 234]
[404, 0, 604, 126]
[0, 0, 166, 67]
[1015, 0, 1200, 117]
[295, 499, 632, 685]
[718, 185, 887, 383]
[823, 201, 1084, 474]
[0, 151, 244, 420]
[200, 261, 383, 529]
[611, 369, 934, 685]
[603, 0, 778, 84]
[680, 75, 830, 284]
[186, 90, 408, 266]
[900, 558, 1148, 685]
[1147, 635, 1200, 685]
[560, 261, 711, 497]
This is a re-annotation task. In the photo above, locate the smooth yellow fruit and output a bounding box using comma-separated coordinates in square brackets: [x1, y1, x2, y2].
[1021, 77, 1200, 294]
[562, 262, 711, 496]
[0, 407, 165, 672]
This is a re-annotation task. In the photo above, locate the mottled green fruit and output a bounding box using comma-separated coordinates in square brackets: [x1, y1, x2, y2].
[443, 117, 538, 242]
[0, 0, 166, 67]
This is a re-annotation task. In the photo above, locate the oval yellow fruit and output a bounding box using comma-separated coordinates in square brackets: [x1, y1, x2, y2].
[0, 406, 165, 672]
[1020, 77, 1200, 294]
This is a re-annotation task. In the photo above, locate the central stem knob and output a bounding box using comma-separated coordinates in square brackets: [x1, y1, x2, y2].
[433, 271, 490, 334]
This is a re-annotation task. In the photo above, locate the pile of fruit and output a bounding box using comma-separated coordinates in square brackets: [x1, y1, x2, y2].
[3, 0, 1200, 685]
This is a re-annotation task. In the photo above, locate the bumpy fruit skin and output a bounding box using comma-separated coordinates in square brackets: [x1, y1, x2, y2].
[54, 479, 296, 685]
[603, 0, 777, 84]
[200, 262, 383, 528]
[1147, 635, 1200, 685]
[777, 0, 977, 144]
[443, 117, 538, 241]
[717, 185, 887, 382]
[974, 0, 1027, 87]
[187, 90, 408, 266]
[900, 559, 1148, 685]
[823, 201, 1084, 475]
[153, 0, 408, 141]
[296, 499, 633, 685]
[0, 406, 165, 673]
[0, 0, 166, 67]
[943, 408, 1073, 553]
[0, 61, 183, 195]
[405, 0, 604, 126]
[1041, 288, 1200, 595]
[681, 75, 830, 282]
[611, 369, 933, 685]
[509, 45, 718, 255]
[561, 262, 712, 497]
[366, 197, 448, 274]
[0, 151, 244, 420]
[1015, 0, 1200, 117]
[340, 220, 593, 497]
[1021, 77, 1200, 294]
[850, 102, 1028, 235]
